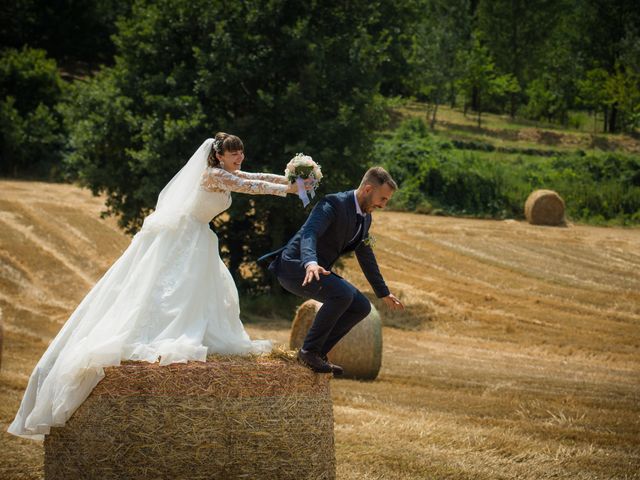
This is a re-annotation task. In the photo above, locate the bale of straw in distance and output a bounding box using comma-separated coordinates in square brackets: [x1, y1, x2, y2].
[290, 300, 382, 380]
[45, 354, 335, 480]
[524, 189, 566, 226]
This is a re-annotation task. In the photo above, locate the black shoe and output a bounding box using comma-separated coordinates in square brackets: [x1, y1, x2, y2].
[297, 349, 332, 374]
[321, 354, 344, 377]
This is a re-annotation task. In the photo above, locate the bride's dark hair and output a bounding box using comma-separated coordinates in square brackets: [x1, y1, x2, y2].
[207, 132, 244, 168]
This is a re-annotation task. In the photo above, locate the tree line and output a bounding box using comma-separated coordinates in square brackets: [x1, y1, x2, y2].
[401, 0, 640, 132]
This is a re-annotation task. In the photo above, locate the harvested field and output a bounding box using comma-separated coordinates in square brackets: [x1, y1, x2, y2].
[1, 180, 639, 479]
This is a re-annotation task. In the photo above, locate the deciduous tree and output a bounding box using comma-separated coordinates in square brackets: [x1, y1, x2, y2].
[63, 0, 392, 291]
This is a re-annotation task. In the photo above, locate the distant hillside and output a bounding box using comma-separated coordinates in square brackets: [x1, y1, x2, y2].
[397, 103, 640, 155]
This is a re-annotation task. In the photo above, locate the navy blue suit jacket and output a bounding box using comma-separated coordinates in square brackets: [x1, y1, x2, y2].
[261, 190, 390, 298]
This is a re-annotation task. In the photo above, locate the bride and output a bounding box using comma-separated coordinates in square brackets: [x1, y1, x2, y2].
[8, 132, 305, 440]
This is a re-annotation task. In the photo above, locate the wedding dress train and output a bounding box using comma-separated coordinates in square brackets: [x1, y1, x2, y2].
[8, 139, 290, 439]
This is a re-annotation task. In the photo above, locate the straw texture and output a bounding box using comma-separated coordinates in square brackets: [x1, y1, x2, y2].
[44, 354, 335, 480]
[0, 310, 3, 370]
[524, 189, 566, 226]
[290, 300, 382, 380]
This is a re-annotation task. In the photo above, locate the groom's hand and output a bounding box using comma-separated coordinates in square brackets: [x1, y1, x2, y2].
[302, 264, 331, 286]
[382, 293, 404, 311]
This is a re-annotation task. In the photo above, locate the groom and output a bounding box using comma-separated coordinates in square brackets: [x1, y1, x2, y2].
[261, 166, 404, 374]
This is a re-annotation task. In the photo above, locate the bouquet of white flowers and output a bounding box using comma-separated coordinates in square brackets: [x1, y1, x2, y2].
[284, 153, 322, 207]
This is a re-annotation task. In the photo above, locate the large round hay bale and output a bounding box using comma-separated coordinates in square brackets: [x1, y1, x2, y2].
[290, 300, 382, 380]
[524, 189, 566, 226]
[45, 355, 335, 480]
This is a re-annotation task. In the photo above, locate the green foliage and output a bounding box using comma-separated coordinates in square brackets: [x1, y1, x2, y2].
[375, 1, 424, 97]
[455, 36, 520, 126]
[374, 119, 513, 216]
[605, 64, 640, 132]
[475, 0, 567, 114]
[63, 0, 391, 291]
[0, 47, 63, 114]
[573, 0, 640, 132]
[540, 158, 635, 225]
[408, 0, 472, 123]
[522, 15, 583, 125]
[577, 65, 640, 133]
[0, 0, 132, 65]
[0, 47, 65, 176]
[374, 118, 640, 225]
[453, 0, 640, 131]
[523, 77, 567, 122]
[577, 68, 610, 112]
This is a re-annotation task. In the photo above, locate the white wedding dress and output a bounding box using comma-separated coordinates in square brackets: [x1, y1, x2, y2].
[8, 139, 290, 440]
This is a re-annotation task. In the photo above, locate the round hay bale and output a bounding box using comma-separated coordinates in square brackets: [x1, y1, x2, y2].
[290, 300, 382, 380]
[45, 355, 335, 480]
[524, 189, 566, 226]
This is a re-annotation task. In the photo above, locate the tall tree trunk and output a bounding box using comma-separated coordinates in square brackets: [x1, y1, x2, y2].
[449, 81, 456, 108]
[430, 100, 439, 129]
[609, 103, 618, 133]
[471, 87, 479, 111]
[510, 0, 521, 118]
[603, 105, 609, 132]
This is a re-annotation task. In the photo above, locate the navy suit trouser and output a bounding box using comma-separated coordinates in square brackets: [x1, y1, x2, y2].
[277, 270, 371, 355]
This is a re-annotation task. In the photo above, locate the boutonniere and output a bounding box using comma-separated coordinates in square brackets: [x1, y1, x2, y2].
[363, 234, 376, 248]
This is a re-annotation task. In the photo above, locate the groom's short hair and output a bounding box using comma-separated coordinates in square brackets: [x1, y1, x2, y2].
[360, 167, 398, 191]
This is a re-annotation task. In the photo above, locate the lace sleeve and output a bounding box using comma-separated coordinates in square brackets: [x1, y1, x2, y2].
[200, 168, 289, 196]
[235, 170, 289, 185]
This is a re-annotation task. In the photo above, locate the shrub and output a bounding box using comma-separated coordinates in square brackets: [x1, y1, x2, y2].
[0, 47, 65, 177]
[375, 119, 513, 218]
[374, 118, 640, 225]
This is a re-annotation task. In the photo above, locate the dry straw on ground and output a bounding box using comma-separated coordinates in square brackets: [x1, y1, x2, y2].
[4, 182, 639, 480]
[524, 189, 566, 226]
[0, 309, 3, 371]
[44, 353, 335, 480]
[290, 300, 382, 380]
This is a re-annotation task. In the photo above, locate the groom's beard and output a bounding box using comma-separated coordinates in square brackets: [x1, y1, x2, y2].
[361, 194, 375, 213]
